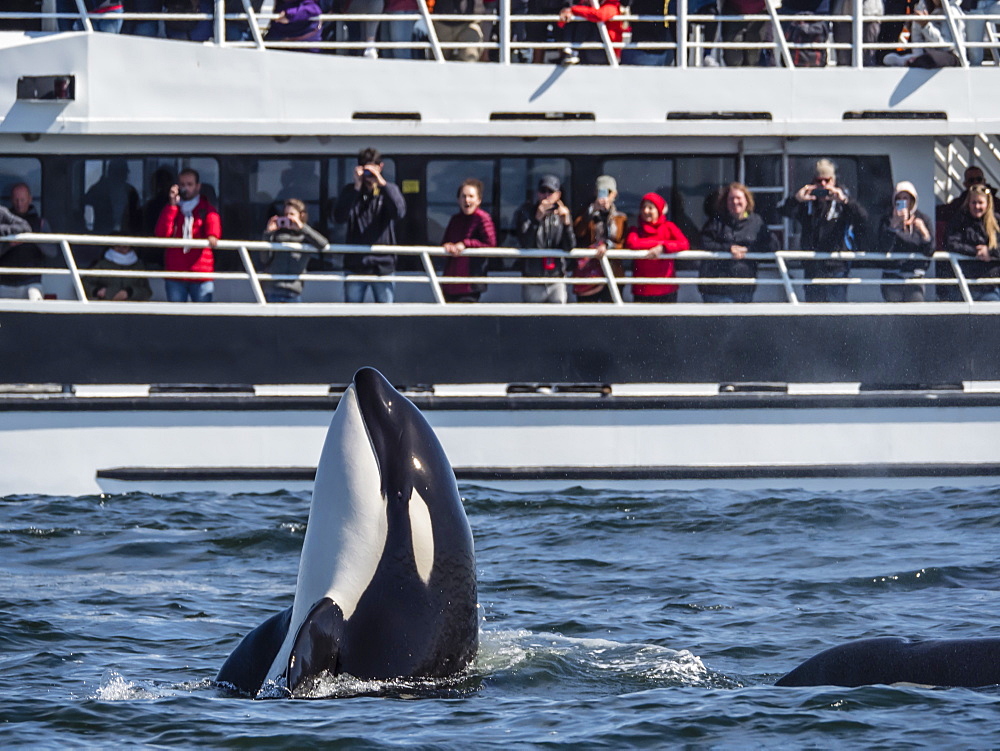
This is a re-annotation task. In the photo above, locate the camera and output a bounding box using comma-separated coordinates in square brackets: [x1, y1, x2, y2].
[811, 188, 830, 199]
[276, 216, 292, 229]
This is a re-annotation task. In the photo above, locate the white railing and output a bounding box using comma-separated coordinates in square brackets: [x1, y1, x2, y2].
[2, 0, 996, 69]
[0, 232, 992, 305]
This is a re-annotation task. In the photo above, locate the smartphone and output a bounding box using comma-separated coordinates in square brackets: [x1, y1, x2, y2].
[812, 188, 830, 199]
[895, 198, 908, 212]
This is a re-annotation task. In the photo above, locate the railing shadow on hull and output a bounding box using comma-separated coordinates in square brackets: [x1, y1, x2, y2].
[3, 0, 998, 69]
[0, 231, 992, 306]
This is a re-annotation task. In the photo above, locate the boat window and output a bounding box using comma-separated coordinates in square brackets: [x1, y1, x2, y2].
[0, 157, 42, 214]
[326, 157, 397, 244]
[499, 158, 571, 241]
[248, 159, 322, 240]
[426, 160, 494, 244]
[601, 156, 737, 240]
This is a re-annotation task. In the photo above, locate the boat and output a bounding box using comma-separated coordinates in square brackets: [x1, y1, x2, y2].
[2, 3, 1000, 494]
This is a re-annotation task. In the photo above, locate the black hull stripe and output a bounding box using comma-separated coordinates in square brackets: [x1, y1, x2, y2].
[96, 464, 1000, 483]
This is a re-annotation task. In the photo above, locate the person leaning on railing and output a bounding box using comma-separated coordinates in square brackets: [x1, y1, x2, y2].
[625, 191, 689, 304]
[874, 180, 933, 303]
[0, 207, 35, 300]
[571, 175, 626, 303]
[883, 0, 964, 67]
[440, 178, 497, 303]
[942, 184, 1000, 302]
[256, 198, 328, 303]
[557, 0, 624, 64]
[698, 182, 777, 304]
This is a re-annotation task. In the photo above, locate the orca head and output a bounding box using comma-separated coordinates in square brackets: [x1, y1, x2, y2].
[263, 367, 475, 695]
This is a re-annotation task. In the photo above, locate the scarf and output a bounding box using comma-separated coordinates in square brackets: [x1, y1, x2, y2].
[179, 195, 199, 242]
[104, 248, 138, 266]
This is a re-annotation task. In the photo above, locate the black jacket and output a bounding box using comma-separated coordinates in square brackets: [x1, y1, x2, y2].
[513, 200, 575, 277]
[698, 211, 777, 297]
[332, 182, 406, 276]
[943, 210, 1000, 283]
[778, 193, 868, 277]
[0, 206, 43, 287]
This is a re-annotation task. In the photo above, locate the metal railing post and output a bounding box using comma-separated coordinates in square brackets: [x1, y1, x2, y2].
[852, 0, 863, 68]
[588, 0, 620, 66]
[775, 253, 800, 304]
[951, 256, 974, 302]
[73, 0, 94, 32]
[241, 0, 266, 49]
[420, 252, 447, 304]
[677, 0, 687, 68]
[416, 0, 446, 62]
[214, 0, 225, 44]
[599, 254, 624, 305]
[940, 0, 969, 67]
[238, 245, 267, 303]
[59, 240, 89, 302]
[500, 0, 511, 64]
[763, 0, 792, 68]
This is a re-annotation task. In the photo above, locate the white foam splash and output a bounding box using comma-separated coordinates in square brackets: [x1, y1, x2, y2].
[94, 671, 157, 701]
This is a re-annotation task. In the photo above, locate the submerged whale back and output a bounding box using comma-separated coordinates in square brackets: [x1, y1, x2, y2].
[776, 637, 1000, 688]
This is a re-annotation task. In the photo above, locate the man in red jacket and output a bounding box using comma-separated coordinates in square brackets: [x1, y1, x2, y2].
[155, 168, 221, 302]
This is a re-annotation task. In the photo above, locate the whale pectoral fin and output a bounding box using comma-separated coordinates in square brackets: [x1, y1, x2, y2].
[216, 607, 293, 696]
[286, 597, 346, 695]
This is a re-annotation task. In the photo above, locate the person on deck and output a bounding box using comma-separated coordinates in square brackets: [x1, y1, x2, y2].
[440, 179, 497, 303]
[625, 191, 689, 303]
[571, 175, 627, 303]
[86, 240, 153, 302]
[875, 181, 934, 302]
[558, 0, 624, 64]
[256, 198, 328, 303]
[698, 182, 777, 303]
[513, 174, 575, 303]
[943, 184, 1000, 302]
[778, 158, 867, 303]
[154, 168, 221, 303]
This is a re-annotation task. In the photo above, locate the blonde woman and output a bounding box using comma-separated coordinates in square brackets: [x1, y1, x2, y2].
[944, 184, 1000, 301]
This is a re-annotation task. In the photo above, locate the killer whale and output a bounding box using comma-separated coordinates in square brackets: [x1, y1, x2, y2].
[216, 367, 478, 697]
[775, 637, 1000, 688]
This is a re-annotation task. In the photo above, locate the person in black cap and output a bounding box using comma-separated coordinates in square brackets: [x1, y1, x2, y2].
[512, 174, 574, 303]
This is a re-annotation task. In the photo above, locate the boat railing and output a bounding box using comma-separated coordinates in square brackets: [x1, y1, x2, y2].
[4, 0, 996, 69]
[0, 231, 989, 305]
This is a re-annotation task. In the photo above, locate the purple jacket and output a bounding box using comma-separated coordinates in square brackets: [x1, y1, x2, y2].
[265, 0, 322, 42]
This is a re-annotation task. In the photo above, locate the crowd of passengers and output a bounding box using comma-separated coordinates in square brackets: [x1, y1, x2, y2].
[2, 148, 999, 303]
[4, 0, 999, 68]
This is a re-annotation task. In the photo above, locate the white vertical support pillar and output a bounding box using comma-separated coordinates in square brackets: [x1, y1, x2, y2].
[73, 0, 94, 32]
[242, 0, 266, 49]
[420, 252, 446, 304]
[600, 255, 624, 305]
[416, 0, 446, 62]
[499, 0, 511, 64]
[238, 245, 267, 304]
[852, 0, 863, 68]
[677, 0, 687, 68]
[60, 240, 89, 302]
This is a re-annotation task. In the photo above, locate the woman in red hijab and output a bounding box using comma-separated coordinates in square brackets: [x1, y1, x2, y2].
[625, 192, 690, 303]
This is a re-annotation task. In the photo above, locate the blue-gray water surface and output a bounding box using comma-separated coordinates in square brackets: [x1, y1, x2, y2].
[2, 485, 999, 748]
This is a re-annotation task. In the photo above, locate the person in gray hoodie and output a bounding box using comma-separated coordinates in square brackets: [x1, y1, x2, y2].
[257, 198, 328, 303]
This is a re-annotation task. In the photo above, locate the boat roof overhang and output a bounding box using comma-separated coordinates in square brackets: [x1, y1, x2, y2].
[0, 31, 996, 140]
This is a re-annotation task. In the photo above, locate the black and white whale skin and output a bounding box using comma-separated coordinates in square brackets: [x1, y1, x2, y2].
[216, 367, 478, 697]
[775, 637, 1000, 688]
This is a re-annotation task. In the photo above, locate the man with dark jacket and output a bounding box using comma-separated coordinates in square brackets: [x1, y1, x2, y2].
[332, 147, 406, 303]
[513, 174, 575, 303]
[2, 184, 58, 300]
[778, 158, 868, 303]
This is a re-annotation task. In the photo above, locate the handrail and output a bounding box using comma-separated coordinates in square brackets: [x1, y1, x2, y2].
[1, 5, 988, 68]
[0, 232, 991, 306]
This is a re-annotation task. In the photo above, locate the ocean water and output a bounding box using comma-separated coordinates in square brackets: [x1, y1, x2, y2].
[2, 485, 999, 748]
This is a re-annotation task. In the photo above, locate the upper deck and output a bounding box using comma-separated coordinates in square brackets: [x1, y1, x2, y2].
[1, 2, 999, 141]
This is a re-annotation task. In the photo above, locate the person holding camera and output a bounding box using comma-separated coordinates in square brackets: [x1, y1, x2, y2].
[332, 148, 406, 303]
[257, 198, 328, 303]
[513, 174, 575, 304]
[875, 181, 933, 303]
[779, 159, 867, 303]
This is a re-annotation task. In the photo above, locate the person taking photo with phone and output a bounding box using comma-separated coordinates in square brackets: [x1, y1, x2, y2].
[779, 158, 868, 303]
[875, 181, 933, 302]
[256, 198, 328, 303]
